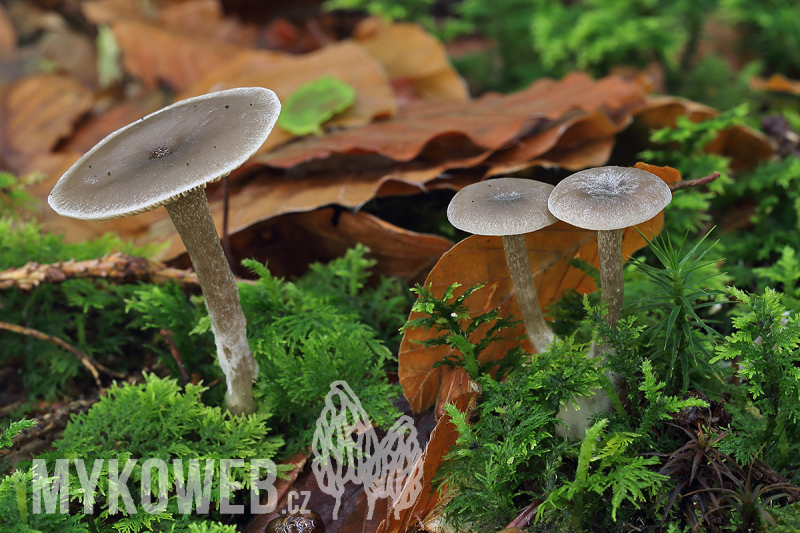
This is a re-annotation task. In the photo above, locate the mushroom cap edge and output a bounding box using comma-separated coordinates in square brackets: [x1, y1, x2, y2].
[48, 86, 281, 221]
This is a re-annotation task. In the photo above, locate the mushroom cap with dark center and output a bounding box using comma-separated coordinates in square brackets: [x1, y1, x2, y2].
[547, 166, 671, 231]
[447, 178, 557, 236]
[48, 87, 280, 221]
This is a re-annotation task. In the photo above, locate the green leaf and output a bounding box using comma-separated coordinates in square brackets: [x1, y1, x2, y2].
[277, 76, 357, 135]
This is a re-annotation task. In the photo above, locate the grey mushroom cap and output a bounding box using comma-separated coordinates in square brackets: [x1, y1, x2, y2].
[48, 87, 281, 221]
[447, 178, 557, 236]
[547, 166, 671, 231]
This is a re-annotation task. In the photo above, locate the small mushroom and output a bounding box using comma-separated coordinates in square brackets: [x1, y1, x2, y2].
[447, 177, 557, 353]
[48, 87, 281, 415]
[547, 166, 671, 327]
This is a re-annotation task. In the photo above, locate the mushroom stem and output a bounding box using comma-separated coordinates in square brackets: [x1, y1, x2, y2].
[165, 187, 258, 415]
[502, 233, 554, 353]
[597, 229, 624, 328]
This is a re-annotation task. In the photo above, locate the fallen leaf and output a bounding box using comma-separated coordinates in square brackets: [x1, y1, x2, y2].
[258, 72, 645, 168]
[335, 492, 387, 533]
[0, 74, 93, 175]
[377, 383, 479, 533]
[110, 18, 244, 91]
[750, 73, 800, 96]
[633, 96, 773, 170]
[355, 21, 469, 105]
[434, 366, 471, 419]
[163, 207, 453, 285]
[485, 110, 619, 175]
[32, 72, 647, 275]
[0, 4, 16, 56]
[34, 110, 626, 254]
[61, 91, 169, 154]
[210, 151, 490, 230]
[398, 168, 681, 413]
[82, 0, 147, 24]
[179, 42, 398, 153]
[705, 123, 773, 171]
[634, 95, 716, 127]
[157, 0, 257, 47]
[37, 28, 98, 88]
[634, 162, 682, 183]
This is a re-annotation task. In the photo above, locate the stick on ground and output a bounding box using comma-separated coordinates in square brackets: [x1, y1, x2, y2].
[0, 321, 125, 386]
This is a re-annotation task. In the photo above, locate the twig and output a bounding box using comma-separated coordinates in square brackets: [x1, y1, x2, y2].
[670, 172, 721, 192]
[200, 377, 223, 394]
[0, 252, 257, 291]
[0, 321, 124, 385]
[0, 252, 199, 291]
[159, 329, 190, 384]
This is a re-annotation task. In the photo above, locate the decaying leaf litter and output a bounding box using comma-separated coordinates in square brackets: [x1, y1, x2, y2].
[0, 0, 795, 532]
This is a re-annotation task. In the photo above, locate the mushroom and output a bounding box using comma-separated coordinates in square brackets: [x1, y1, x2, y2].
[447, 177, 557, 353]
[48, 87, 281, 415]
[548, 166, 670, 439]
[547, 166, 671, 328]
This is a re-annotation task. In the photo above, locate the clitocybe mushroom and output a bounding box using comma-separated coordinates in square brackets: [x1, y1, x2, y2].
[547, 166, 671, 327]
[48, 87, 281, 416]
[549, 166, 670, 439]
[447, 177, 557, 353]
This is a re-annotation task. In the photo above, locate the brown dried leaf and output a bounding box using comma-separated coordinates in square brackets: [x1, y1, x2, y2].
[376, 384, 479, 533]
[434, 366, 470, 419]
[110, 18, 244, 91]
[705, 123, 773, 171]
[179, 42, 398, 153]
[486, 110, 619, 175]
[158, 0, 257, 47]
[0, 74, 93, 175]
[62, 91, 169, 153]
[398, 168, 681, 413]
[750, 73, 800, 96]
[164, 207, 453, 285]
[82, 0, 147, 24]
[0, 4, 16, 56]
[634, 96, 773, 170]
[211, 151, 490, 229]
[35, 110, 624, 252]
[634, 95, 717, 127]
[335, 492, 387, 533]
[259, 72, 645, 168]
[355, 21, 469, 105]
[34, 72, 643, 253]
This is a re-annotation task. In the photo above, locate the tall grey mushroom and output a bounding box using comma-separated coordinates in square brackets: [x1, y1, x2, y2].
[447, 177, 557, 353]
[548, 166, 671, 328]
[549, 166, 670, 439]
[48, 87, 281, 415]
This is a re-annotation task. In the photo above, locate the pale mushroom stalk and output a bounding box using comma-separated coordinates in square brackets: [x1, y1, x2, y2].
[165, 187, 257, 415]
[597, 228, 624, 328]
[547, 166, 672, 438]
[48, 87, 281, 416]
[502, 233, 554, 353]
[446, 178, 558, 354]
